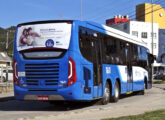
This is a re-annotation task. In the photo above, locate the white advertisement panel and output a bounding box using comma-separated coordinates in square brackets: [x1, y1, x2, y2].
[17, 23, 72, 51]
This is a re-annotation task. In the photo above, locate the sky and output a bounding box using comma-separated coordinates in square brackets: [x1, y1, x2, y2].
[0, 0, 164, 28]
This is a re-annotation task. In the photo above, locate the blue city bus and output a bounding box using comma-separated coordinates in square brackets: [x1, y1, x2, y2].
[13, 20, 154, 104]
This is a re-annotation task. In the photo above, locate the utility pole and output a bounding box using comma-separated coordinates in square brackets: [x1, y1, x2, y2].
[80, 0, 82, 20]
[6, 31, 9, 50]
[151, 0, 154, 55]
[151, 0, 154, 86]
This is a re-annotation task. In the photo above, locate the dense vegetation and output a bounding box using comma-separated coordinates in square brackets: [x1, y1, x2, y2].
[0, 26, 16, 56]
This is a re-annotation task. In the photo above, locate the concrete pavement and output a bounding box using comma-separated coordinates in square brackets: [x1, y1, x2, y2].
[0, 84, 164, 120]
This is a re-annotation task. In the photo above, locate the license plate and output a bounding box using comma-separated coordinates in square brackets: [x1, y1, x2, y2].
[37, 96, 49, 101]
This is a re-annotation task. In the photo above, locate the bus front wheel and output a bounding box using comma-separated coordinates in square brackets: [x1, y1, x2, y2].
[101, 82, 110, 105]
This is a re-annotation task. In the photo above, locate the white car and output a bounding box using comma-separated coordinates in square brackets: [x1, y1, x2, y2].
[0, 69, 13, 82]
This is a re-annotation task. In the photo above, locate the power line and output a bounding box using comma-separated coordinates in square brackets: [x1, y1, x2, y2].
[85, 0, 117, 14]
[85, 0, 134, 21]
[111, 2, 165, 28]
[106, 0, 165, 28]
[89, 0, 165, 23]
[129, 0, 165, 20]
[131, 2, 165, 20]
[126, 0, 165, 19]
[83, 0, 117, 20]
[123, 0, 165, 19]
[85, 0, 146, 21]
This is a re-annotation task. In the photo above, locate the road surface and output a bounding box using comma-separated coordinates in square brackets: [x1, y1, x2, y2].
[0, 84, 164, 120]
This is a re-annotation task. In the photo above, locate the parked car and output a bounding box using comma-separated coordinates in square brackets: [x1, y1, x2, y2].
[153, 72, 165, 80]
[153, 72, 161, 79]
[0, 69, 13, 82]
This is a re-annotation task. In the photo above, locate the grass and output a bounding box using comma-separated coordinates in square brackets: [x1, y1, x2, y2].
[153, 80, 164, 84]
[102, 109, 165, 120]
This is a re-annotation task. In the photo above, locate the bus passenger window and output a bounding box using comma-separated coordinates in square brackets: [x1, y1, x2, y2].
[79, 27, 93, 62]
[119, 41, 126, 65]
[132, 45, 138, 66]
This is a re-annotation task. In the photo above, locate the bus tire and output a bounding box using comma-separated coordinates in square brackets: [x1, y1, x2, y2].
[111, 81, 120, 102]
[101, 82, 110, 105]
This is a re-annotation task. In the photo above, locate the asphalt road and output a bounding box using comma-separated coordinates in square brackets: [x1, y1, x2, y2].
[0, 84, 164, 120]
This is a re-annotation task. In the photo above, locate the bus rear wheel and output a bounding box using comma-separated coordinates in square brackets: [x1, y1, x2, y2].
[101, 82, 110, 105]
[111, 81, 120, 102]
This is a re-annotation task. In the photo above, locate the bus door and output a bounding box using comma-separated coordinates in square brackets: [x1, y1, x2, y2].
[91, 33, 103, 98]
[125, 43, 133, 92]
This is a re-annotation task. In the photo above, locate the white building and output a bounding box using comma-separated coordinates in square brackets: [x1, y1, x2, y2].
[109, 21, 159, 58]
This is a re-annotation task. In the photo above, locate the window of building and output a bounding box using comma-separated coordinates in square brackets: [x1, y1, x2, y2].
[132, 31, 138, 37]
[151, 32, 157, 39]
[141, 32, 147, 38]
[151, 43, 156, 49]
[124, 24, 127, 30]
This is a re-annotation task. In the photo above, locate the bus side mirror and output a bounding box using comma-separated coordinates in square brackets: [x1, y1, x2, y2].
[148, 53, 155, 64]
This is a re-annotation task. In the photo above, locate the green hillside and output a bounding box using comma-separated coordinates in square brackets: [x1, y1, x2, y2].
[0, 26, 16, 56]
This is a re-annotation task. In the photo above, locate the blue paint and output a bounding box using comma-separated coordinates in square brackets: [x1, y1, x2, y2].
[45, 39, 54, 47]
[13, 20, 148, 101]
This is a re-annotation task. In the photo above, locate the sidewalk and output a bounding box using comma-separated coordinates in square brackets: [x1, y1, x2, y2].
[0, 92, 14, 102]
[153, 84, 165, 90]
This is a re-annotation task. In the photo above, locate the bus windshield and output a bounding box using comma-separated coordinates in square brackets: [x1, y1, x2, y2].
[17, 22, 72, 51]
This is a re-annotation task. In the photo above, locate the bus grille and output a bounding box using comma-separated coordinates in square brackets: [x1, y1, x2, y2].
[25, 63, 59, 86]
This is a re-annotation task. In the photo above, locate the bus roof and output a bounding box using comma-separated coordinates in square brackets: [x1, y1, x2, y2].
[84, 21, 148, 50]
[17, 20, 73, 27]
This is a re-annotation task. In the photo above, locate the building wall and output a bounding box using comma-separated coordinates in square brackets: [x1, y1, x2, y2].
[136, 3, 165, 29]
[136, 3, 165, 65]
[110, 22, 130, 34]
[158, 29, 165, 63]
[136, 4, 145, 22]
[106, 17, 131, 26]
[130, 21, 159, 57]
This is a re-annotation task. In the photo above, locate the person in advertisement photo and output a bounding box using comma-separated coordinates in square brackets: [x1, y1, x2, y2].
[19, 27, 40, 46]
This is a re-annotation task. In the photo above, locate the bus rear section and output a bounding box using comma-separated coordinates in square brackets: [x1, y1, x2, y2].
[13, 21, 83, 101]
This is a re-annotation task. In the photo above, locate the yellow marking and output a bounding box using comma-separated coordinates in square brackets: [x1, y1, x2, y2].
[93, 97, 102, 100]
[126, 91, 133, 94]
